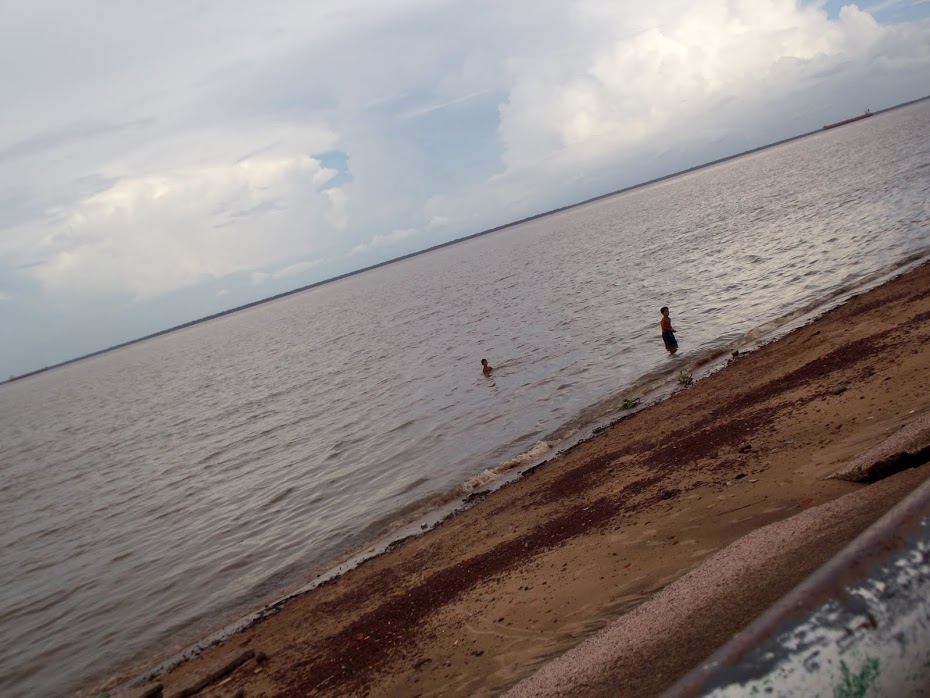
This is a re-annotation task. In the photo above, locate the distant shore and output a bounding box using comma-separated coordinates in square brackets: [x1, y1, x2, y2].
[11, 94, 928, 386]
[93, 260, 930, 697]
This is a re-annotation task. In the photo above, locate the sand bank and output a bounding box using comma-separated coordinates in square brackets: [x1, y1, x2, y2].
[101, 261, 930, 698]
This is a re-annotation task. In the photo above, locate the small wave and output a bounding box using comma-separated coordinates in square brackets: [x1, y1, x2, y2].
[461, 441, 551, 493]
[387, 419, 417, 434]
[217, 554, 256, 576]
[396, 476, 431, 496]
[109, 550, 135, 564]
[263, 486, 295, 508]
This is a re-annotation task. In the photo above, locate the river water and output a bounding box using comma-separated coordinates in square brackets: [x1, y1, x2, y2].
[1, 101, 928, 697]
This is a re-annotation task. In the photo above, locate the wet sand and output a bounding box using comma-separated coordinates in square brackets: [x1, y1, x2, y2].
[102, 261, 930, 698]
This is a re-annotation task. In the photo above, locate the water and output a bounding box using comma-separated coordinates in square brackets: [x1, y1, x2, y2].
[2, 101, 929, 698]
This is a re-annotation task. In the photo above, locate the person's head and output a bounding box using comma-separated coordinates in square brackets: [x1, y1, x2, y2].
[660, 306, 669, 316]
[481, 359, 488, 367]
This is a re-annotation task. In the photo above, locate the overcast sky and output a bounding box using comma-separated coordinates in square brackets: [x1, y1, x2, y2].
[1, 0, 929, 377]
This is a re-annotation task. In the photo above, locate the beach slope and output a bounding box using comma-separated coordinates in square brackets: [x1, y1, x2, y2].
[108, 262, 930, 698]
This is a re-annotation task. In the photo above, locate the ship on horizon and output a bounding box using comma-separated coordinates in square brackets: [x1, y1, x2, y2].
[823, 109, 872, 130]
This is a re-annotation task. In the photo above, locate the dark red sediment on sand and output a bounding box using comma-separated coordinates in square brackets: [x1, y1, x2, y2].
[117, 262, 930, 698]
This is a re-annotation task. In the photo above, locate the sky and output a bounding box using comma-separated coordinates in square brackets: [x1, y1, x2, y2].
[1, 0, 929, 378]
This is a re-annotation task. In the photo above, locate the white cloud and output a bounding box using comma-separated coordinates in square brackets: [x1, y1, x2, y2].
[248, 257, 326, 287]
[250, 271, 270, 286]
[21, 151, 342, 300]
[323, 188, 350, 230]
[496, 1, 926, 176]
[374, 227, 417, 245]
[351, 227, 418, 255]
[395, 1, 930, 245]
[427, 216, 450, 231]
[274, 259, 324, 278]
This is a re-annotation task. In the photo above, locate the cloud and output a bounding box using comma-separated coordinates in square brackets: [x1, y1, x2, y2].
[323, 188, 350, 230]
[351, 227, 419, 255]
[1, 0, 929, 377]
[406, 0, 921, 228]
[0, 120, 149, 164]
[496, 1, 896, 174]
[276, 259, 325, 278]
[396, 89, 494, 120]
[249, 271, 270, 286]
[18, 151, 343, 301]
[249, 257, 326, 287]
[427, 216, 450, 230]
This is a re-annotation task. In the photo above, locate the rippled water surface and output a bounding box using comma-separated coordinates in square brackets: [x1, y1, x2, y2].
[2, 102, 929, 697]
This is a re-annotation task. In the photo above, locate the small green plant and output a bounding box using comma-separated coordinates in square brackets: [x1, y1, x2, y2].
[678, 371, 693, 386]
[834, 658, 880, 698]
[621, 397, 640, 410]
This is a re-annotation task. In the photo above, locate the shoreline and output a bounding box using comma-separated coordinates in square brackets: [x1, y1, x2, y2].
[101, 251, 930, 693]
[96, 259, 930, 697]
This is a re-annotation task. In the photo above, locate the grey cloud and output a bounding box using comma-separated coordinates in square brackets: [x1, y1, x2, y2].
[234, 142, 283, 164]
[210, 197, 282, 222]
[0, 174, 118, 237]
[0, 187, 43, 232]
[227, 199, 284, 220]
[72, 173, 120, 196]
[0, 119, 152, 164]
[809, 61, 853, 80]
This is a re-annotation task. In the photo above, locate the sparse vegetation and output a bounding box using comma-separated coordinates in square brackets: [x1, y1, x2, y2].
[621, 397, 640, 410]
[678, 371, 693, 386]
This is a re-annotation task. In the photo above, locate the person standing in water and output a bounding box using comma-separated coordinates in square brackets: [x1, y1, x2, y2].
[481, 358, 493, 375]
[660, 306, 678, 354]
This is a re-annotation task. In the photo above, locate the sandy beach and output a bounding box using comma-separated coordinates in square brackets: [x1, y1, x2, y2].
[104, 260, 930, 698]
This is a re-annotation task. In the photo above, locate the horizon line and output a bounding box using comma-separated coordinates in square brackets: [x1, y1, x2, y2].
[6, 94, 928, 383]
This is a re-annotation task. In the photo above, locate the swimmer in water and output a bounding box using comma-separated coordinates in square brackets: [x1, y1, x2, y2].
[660, 306, 678, 354]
